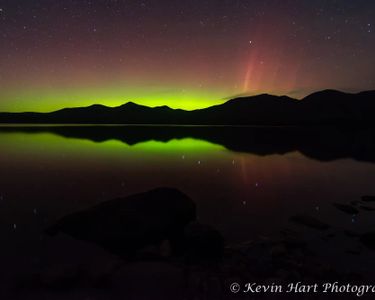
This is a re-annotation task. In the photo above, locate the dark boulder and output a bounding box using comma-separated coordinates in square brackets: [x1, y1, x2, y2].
[46, 188, 196, 257]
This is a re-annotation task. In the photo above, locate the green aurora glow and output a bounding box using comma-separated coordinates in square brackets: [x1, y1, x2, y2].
[0, 131, 226, 158]
[1, 85, 230, 112]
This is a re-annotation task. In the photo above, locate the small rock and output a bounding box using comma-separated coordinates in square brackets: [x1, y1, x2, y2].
[270, 244, 287, 257]
[360, 231, 375, 250]
[184, 222, 224, 263]
[332, 203, 359, 215]
[40, 264, 83, 289]
[361, 195, 375, 202]
[344, 230, 360, 238]
[346, 249, 361, 255]
[159, 239, 172, 258]
[359, 205, 375, 211]
[289, 214, 330, 230]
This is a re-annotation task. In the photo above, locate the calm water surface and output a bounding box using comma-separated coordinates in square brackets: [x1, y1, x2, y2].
[1, 126, 375, 294]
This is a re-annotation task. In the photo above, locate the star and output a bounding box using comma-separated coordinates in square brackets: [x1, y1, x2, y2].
[0, 0, 374, 113]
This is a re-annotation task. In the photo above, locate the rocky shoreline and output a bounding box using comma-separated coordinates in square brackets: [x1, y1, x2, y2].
[9, 190, 375, 300]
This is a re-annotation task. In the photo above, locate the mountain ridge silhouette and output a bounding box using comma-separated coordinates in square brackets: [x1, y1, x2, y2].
[1, 90, 375, 125]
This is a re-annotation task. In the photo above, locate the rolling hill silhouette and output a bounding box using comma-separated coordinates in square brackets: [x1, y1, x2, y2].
[0, 90, 375, 125]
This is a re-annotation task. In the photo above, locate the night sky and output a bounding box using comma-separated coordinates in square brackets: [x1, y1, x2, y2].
[0, 0, 374, 112]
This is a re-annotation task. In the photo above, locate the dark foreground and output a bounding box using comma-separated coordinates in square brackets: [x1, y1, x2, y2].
[5, 188, 375, 300]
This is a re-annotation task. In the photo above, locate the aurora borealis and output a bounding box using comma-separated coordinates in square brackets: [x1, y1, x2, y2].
[0, 0, 374, 112]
